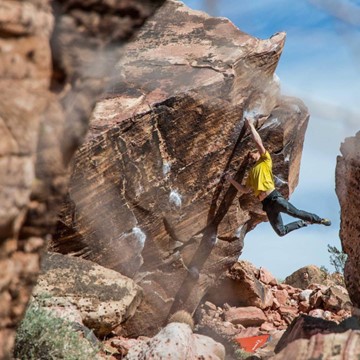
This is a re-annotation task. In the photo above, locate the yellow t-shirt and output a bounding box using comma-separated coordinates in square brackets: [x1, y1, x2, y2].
[246, 151, 275, 197]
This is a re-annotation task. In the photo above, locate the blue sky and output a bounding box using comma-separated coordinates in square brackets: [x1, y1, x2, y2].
[182, 0, 360, 278]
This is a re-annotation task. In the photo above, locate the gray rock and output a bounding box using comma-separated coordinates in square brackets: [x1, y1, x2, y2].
[33, 252, 143, 336]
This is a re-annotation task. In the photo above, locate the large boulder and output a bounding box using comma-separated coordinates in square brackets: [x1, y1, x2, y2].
[32, 252, 143, 337]
[0, 0, 165, 358]
[336, 131, 360, 310]
[51, 1, 309, 336]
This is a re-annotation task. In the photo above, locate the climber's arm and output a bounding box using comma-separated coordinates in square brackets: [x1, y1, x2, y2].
[225, 174, 251, 194]
[245, 117, 266, 155]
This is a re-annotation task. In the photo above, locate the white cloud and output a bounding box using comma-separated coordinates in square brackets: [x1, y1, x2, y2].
[307, 0, 360, 27]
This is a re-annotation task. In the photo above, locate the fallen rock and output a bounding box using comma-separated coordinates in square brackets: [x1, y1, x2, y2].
[259, 267, 278, 286]
[322, 285, 352, 312]
[273, 289, 289, 307]
[224, 306, 267, 327]
[33, 252, 143, 337]
[125, 323, 225, 360]
[277, 306, 298, 325]
[206, 261, 274, 310]
[195, 301, 247, 355]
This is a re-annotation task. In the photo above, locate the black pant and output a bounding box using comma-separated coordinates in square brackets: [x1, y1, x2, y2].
[262, 190, 322, 237]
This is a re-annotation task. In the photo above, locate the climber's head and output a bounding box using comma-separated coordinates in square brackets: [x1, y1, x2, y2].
[249, 149, 260, 162]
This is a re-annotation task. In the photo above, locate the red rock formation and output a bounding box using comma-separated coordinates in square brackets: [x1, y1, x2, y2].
[0, 0, 165, 358]
[336, 131, 360, 309]
[52, 1, 309, 336]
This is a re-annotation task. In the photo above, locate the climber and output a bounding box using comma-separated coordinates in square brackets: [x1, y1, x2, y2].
[225, 116, 331, 237]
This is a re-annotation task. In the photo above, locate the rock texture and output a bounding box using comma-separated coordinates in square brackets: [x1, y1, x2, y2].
[196, 263, 351, 358]
[205, 260, 275, 309]
[273, 329, 360, 360]
[274, 314, 360, 353]
[125, 322, 225, 360]
[284, 265, 325, 289]
[336, 131, 360, 309]
[52, 0, 310, 336]
[0, 0, 165, 357]
[33, 252, 143, 337]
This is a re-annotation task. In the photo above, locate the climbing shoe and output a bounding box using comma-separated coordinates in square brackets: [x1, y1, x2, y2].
[320, 218, 331, 226]
[300, 220, 308, 227]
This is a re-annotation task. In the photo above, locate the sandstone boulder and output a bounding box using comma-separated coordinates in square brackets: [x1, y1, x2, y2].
[125, 323, 225, 360]
[51, 0, 309, 337]
[284, 265, 325, 289]
[336, 131, 360, 309]
[33, 252, 143, 337]
[0, 0, 165, 357]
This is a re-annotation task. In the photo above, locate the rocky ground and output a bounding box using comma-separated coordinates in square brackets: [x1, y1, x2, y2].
[25, 252, 358, 360]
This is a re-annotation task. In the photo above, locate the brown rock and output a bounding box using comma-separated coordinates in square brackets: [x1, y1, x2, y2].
[336, 131, 360, 309]
[309, 289, 324, 309]
[273, 330, 360, 360]
[206, 261, 274, 310]
[298, 301, 310, 313]
[0, 0, 165, 357]
[53, 0, 306, 338]
[273, 289, 289, 306]
[259, 267, 278, 286]
[225, 307, 267, 327]
[284, 265, 326, 289]
[196, 303, 245, 354]
[321, 285, 352, 312]
[278, 306, 299, 325]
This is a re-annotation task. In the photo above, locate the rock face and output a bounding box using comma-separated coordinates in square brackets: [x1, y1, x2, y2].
[32, 252, 143, 337]
[336, 131, 360, 309]
[0, 0, 165, 358]
[52, 0, 310, 336]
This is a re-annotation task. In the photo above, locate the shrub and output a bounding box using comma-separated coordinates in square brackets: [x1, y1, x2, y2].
[328, 244, 347, 274]
[14, 300, 99, 360]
